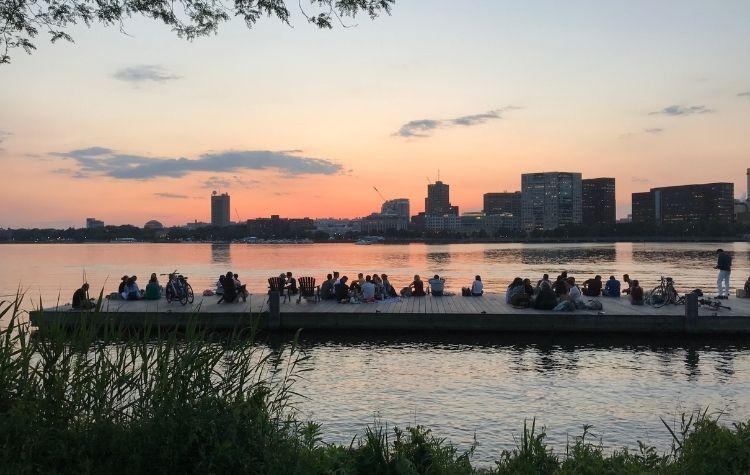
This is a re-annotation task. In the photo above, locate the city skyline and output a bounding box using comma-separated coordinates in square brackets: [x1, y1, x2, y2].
[2, 1, 750, 227]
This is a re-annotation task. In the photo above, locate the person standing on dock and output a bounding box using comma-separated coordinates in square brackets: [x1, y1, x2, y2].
[716, 249, 732, 299]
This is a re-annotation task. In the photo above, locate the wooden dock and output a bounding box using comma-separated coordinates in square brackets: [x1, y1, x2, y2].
[28, 293, 750, 335]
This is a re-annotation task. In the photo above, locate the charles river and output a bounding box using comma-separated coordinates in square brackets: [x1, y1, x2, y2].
[2, 241, 750, 464]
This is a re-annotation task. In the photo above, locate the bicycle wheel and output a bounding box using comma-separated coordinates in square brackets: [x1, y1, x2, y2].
[650, 286, 667, 308]
[165, 285, 174, 303]
[185, 283, 194, 304]
[179, 288, 188, 305]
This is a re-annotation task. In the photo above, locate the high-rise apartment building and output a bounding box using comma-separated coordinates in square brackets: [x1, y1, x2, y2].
[582, 178, 616, 226]
[211, 192, 231, 227]
[631, 183, 734, 225]
[521, 172, 582, 231]
[483, 192, 521, 216]
[425, 181, 458, 216]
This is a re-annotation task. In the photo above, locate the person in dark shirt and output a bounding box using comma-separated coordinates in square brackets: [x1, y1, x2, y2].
[118, 275, 129, 295]
[285, 272, 298, 295]
[621, 274, 632, 295]
[72, 283, 94, 309]
[334, 276, 350, 302]
[221, 272, 237, 303]
[320, 274, 334, 300]
[583, 275, 603, 296]
[716, 249, 732, 299]
[410, 275, 426, 297]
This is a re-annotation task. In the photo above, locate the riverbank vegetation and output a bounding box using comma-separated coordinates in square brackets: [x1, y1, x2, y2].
[1, 297, 749, 474]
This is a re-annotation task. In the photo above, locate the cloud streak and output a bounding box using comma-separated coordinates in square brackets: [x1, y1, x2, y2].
[739, 91, 750, 98]
[154, 192, 191, 199]
[395, 107, 519, 138]
[113, 65, 181, 83]
[649, 104, 714, 116]
[644, 128, 664, 134]
[51, 148, 344, 180]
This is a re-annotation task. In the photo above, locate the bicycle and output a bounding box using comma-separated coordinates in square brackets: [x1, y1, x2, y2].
[161, 271, 194, 305]
[649, 276, 681, 308]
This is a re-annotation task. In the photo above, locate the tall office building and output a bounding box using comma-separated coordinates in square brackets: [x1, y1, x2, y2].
[381, 198, 410, 219]
[86, 218, 104, 229]
[746, 168, 750, 203]
[210, 191, 231, 227]
[425, 181, 458, 216]
[582, 178, 616, 226]
[521, 172, 582, 231]
[483, 192, 521, 216]
[631, 182, 734, 225]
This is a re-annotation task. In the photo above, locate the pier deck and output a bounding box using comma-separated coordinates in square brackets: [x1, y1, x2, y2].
[28, 293, 750, 335]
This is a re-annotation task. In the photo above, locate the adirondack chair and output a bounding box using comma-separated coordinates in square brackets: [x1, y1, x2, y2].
[297, 277, 320, 303]
[267, 276, 290, 303]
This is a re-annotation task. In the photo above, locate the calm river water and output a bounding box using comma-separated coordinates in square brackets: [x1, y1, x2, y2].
[1, 242, 750, 464]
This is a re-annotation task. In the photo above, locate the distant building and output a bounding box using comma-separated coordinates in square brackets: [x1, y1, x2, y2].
[184, 220, 210, 230]
[144, 220, 164, 230]
[521, 172, 582, 231]
[425, 181, 458, 216]
[211, 192, 231, 227]
[425, 214, 461, 232]
[483, 192, 521, 231]
[631, 183, 734, 225]
[360, 213, 408, 233]
[582, 178, 616, 226]
[246, 215, 314, 238]
[746, 168, 750, 203]
[381, 198, 410, 219]
[86, 218, 104, 229]
[314, 218, 361, 236]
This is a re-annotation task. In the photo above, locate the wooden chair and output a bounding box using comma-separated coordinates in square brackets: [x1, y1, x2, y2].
[267, 277, 290, 303]
[297, 277, 320, 303]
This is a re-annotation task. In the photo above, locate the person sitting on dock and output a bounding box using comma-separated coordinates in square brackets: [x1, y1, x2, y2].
[145, 273, 161, 300]
[630, 280, 644, 305]
[622, 274, 632, 295]
[349, 278, 362, 300]
[428, 274, 445, 296]
[123, 276, 142, 300]
[553, 272, 569, 297]
[357, 273, 366, 287]
[603, 276, 621, 297]
[118, 275, 129, 296]
[72, 283, 95, 309]
[333, 271, 340, 286]
[334, 276, 350, 303]
[361, 275, 376, 302]
[220, 272, 238, 303]
[285, 272, 298, 295]
[320, 274, 335, 300]
[233, 274, 248, 303]
[372, 273, 384, 299]
[382, 274, 398, 298]
[506, 277, 525, 304]
[583, 275, 603, 297]
[566, 277, 586, 309]
[471, 275, 483, 296]
[744, 276, 750, 298]
[410, 275, 426, 297]
[215, 275, 225, 296]
[536, 274, 551, 290]
[532, 281, 558, 310]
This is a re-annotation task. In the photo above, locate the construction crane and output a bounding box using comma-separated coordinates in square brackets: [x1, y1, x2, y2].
[235, 208, 241, 223]
[373, 186, 387, 203]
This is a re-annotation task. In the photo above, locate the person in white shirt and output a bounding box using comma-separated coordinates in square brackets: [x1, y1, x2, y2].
[428, 274, 445, 296]
[361, 275, 376, 302]
[471, 275, 483, 296]
[566, 277, 585, 308]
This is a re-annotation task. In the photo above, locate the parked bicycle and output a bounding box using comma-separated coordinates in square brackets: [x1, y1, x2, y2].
[161, 270, 194, 305]
[649, 276, 682, 308]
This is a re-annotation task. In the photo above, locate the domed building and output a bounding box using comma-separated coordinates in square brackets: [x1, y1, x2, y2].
[144, 220, 164, 231]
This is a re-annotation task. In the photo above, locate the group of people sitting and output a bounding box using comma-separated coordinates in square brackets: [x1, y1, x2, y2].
[116, 274, 162, 301]
[504, 272, 644, 310]
[312, 272, 484, 304]
[215, 272, 249, 303]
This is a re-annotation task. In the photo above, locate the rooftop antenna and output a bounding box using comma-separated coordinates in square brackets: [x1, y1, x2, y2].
[437, 169, 440, 181]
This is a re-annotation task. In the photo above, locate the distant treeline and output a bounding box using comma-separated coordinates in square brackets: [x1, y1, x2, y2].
[0, 219, 745, 243]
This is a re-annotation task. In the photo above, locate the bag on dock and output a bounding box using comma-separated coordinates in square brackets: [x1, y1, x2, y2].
[585, 299, 603, 311]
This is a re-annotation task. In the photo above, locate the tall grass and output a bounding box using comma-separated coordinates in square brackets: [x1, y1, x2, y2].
[2, 295, 750, 474]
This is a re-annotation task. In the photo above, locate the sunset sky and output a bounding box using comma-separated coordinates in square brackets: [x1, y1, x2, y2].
[1, 0, 750, 228]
